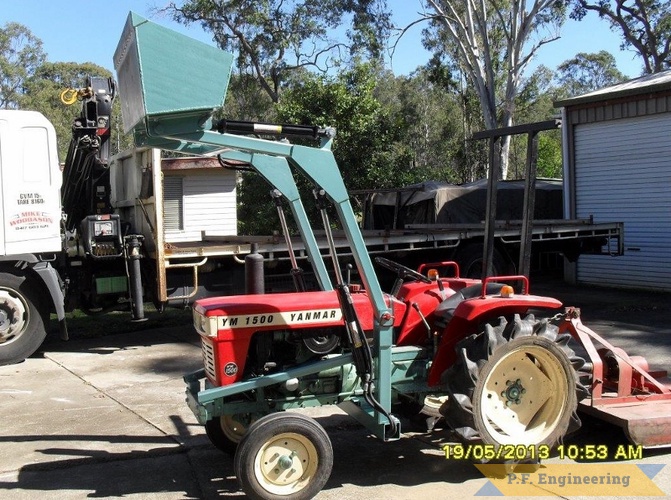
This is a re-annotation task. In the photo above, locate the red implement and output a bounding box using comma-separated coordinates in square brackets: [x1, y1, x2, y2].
[561, 308, 671, 448]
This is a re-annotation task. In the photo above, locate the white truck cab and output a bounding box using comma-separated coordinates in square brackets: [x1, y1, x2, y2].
[0, 110, 62, 256]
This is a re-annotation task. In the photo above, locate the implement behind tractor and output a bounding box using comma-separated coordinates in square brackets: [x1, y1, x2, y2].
[114, 13, 671, 500]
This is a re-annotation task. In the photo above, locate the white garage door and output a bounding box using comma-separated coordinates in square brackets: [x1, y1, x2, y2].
[574, 113, 671, 290]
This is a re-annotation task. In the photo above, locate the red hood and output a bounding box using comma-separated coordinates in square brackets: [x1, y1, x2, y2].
[195, 289, 403, 331]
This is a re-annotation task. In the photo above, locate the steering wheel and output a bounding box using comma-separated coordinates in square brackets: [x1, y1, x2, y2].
[375, 256, 432, 284]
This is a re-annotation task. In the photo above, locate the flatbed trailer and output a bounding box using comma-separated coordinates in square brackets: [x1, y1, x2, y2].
[152, 219, 622, 299]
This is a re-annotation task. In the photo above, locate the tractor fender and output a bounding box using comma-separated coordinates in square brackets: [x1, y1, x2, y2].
[427, 293, 562, 386]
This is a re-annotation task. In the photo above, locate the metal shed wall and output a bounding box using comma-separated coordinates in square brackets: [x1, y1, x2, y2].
[572, 112, 671, 290]
[164, 170, 237, 243]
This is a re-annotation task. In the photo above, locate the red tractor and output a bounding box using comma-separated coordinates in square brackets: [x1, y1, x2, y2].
[187, 258, 587, 499]
[113, 13, 671, 500]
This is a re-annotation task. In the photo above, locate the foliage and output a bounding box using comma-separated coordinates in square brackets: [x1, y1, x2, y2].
[382, 68, 485, 183]
[236, 62, 417, 234]
[556, 51, 628, 97]
[420, 0, 570, 179]
[536, 131, 563, 178]
[0, 22, 45, 109]
[571, 0, 671, 74]
[165, 0, 392, 102]
[282, 63, 420, 188]
[222, 72, 277, 122]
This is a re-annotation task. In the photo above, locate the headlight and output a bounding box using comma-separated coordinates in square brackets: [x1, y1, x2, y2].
[193, 311, 218, 337]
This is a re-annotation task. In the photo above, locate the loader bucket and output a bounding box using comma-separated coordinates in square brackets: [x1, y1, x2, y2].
[113, 12, 234, 135]
[580, 400, 671, 448]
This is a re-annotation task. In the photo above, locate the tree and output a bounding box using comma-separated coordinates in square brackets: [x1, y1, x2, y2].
[419, 0, 568, 179]
[507, 65, 563, 179]
[571, 1, 671, 74]
[380, 68, 477, 183]
[236, 63, 415, 234]
[0, 22, 45, 109]
[278, 63, 414, 190]
[164, 0, 391, 103]
[556, 51, 628, 96]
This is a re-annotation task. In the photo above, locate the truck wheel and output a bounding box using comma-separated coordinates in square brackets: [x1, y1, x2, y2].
[455, 243, 510, 278]
[0, 272, 48, 366]
[441, 315, 585, 455]
[205, 413, 256, 455]
[234, 412, 333, 500]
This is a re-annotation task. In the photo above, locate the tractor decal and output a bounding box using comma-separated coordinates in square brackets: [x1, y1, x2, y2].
[216, 308, 343, 330]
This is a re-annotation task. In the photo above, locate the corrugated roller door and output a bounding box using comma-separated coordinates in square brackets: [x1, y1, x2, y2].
[574, 113, 671, 290]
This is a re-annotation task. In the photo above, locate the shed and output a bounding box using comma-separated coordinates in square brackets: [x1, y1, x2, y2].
[161, 156, 237, 243]
[555, 70, 671, 291]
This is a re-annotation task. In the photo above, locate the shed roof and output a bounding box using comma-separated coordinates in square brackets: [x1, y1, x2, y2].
[554, 69, 671, 108]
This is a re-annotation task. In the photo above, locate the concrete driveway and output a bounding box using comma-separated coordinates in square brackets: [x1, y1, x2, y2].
[1, 279, 670, 499]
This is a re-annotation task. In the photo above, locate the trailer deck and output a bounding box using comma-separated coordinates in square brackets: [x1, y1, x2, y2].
[162, 219, 623, 262]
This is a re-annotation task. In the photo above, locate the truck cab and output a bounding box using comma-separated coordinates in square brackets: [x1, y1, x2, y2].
[0, 110, 62, 256]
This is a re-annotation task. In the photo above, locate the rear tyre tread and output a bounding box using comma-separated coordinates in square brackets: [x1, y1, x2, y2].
[441, 314, 586, 452]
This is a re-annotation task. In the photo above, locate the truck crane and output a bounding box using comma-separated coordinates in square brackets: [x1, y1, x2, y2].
[0, 77, 148, 365]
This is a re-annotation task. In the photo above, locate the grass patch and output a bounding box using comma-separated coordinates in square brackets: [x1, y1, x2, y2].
[52, 305, 193, 340]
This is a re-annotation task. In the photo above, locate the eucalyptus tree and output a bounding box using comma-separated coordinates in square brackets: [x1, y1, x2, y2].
[0, 22, 45, 109]
[571, 0, 671, 74]
[164, 0, 392, 103]
[416, 0, 568, 179]
[556, 51, 628, 97]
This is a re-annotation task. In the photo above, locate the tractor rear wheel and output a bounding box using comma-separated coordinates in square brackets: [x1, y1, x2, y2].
[234, 412, 333, 500]
[441, 314, 585, 455]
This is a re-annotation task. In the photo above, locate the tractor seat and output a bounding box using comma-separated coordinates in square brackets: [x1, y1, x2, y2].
[434, 283, 505, 326]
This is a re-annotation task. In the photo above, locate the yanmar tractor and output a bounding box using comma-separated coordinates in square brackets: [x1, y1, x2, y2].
[115, 13, 671, 500]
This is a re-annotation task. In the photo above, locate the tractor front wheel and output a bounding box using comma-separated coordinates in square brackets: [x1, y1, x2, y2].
[441, 314, 585, 455]
[233, 412, 333, 500]
[205, 413, 256, 455]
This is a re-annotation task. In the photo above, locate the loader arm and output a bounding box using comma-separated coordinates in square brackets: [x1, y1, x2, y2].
[114, 12, 395, 432]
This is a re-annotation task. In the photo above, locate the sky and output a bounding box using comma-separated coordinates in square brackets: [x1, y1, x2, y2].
[0, 0, 644, 81]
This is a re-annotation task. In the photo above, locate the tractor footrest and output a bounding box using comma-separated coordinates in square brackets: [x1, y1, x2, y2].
[579, 399, 671, 448]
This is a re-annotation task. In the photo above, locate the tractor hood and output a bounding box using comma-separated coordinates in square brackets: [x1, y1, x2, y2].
[194, 289, 401, 333]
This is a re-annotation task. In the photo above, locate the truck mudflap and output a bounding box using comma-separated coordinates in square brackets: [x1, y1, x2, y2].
[33, 261, 68, 340]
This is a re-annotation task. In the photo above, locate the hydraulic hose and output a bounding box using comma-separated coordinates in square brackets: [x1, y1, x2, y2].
[336, 284, 398, 438]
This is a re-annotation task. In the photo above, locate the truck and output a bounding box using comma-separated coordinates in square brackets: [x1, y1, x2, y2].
[0, 20, 622, 369]
[110, 13, 671, 500]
